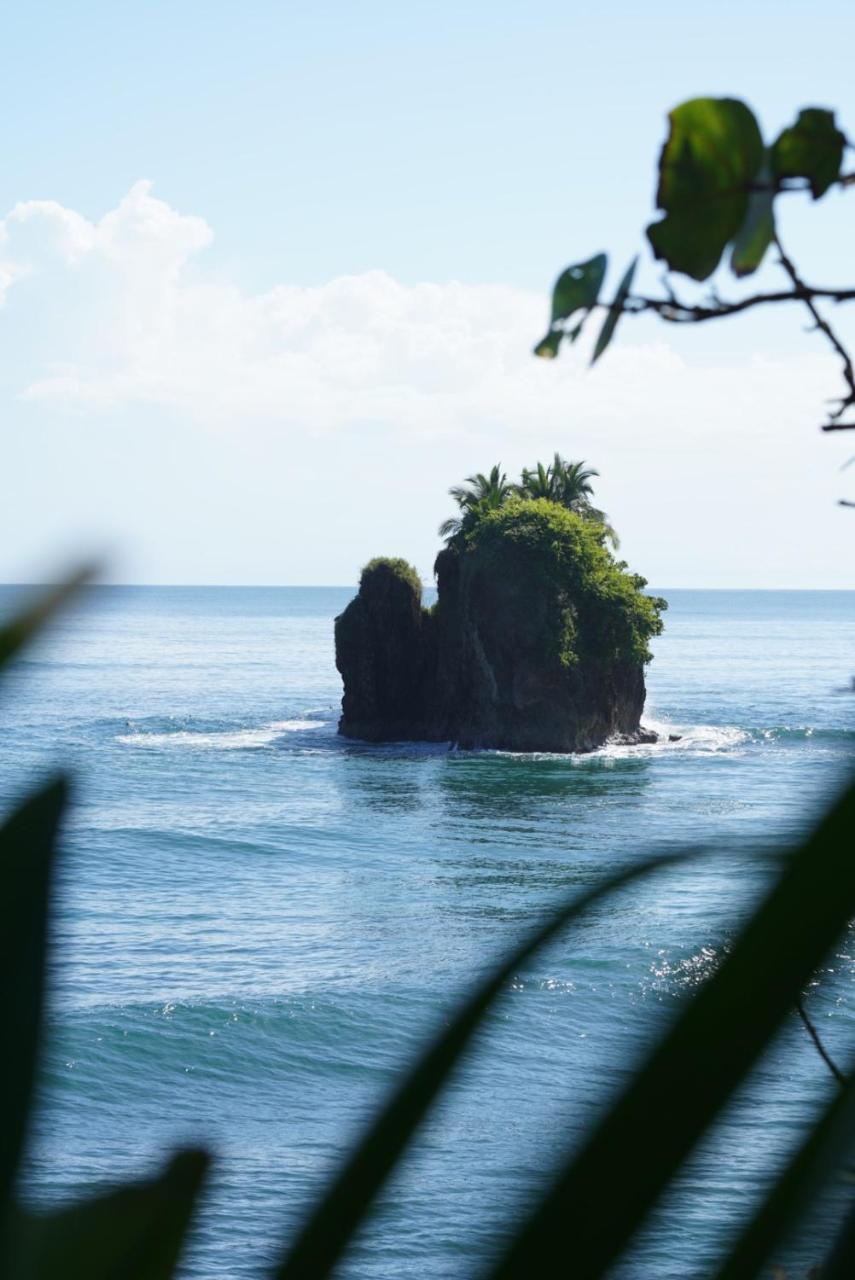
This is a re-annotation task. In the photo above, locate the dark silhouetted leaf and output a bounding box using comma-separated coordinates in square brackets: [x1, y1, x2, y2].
[647, 98, 764, 280]
[0, 778, 68, 1209]
[0, 566, 96, 678]
[487, 777, 855, 1280]
[274, 849, 696, 1280]
[550, 254, 607, 324]
[534, 256, 606, 360]
[772, 108, 846, 199]
[730, 154, 776, 277]
[533, 330, 562, 359]
[591, 256, 638, 364]
[715, 1060, 855, 1278]
[824, 1198, 855, 1277]
[6, 1149, 209, 1280]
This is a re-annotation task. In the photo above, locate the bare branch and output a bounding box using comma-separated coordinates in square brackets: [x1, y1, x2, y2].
[580, 248, 855, 432]
[621, 285, 855, 326]
[796, 997, 847, 1088]
[773, 234, 855, 431]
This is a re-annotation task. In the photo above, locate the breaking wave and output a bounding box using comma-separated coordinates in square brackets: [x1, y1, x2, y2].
[117, 719, 329, 750]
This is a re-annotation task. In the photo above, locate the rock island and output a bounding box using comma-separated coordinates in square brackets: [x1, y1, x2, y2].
[334, 457, 666, 753]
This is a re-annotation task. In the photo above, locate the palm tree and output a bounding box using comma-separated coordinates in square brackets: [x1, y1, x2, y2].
[551, 456, 597, 505]
[519, 454, 620, 549]
[518, 458, 561, 501]
[438, 464, 512, 542]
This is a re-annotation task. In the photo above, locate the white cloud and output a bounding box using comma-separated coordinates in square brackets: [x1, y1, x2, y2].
[1, 182, 852, 588]
[0, 180, 840, 444]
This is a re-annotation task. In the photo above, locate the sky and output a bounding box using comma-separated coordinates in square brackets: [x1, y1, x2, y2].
[1, 0, 853, 587]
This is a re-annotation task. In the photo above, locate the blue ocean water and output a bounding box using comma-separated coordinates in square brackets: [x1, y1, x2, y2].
[1, 585, 853, 1278]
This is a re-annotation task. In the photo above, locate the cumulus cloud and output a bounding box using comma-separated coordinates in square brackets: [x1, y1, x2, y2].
[1, 182, 852, 587]
[0, 180, 839, 447]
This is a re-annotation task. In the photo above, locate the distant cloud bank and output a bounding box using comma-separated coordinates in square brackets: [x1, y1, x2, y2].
[0, 181, 835, 447]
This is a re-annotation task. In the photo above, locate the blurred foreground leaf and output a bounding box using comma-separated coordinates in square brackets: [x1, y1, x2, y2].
[0, 779, 68, 1209]
[274, 850, 694, 1280]
[0, 568, 96, 680]
[534, 254, 606, 357]
[591, 256, 638, 364]
[716, 1058, 855, 1277]
[772, 108, 846, 199]
[6, 1150, 209, 1280]
[487, 777, 855, 1279]
[730, 154, 776, 277]
[647, 98, 764, 280]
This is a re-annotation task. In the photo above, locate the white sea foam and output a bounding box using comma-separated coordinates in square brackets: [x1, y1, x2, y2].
[593, 719, 749, 760]
[478, 718, 750, 762]
[117, 720, 326, 750]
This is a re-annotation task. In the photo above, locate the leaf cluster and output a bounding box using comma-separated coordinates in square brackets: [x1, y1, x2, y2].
[533, 99, 852, 413]
[439, 455, 619, 549]
[359, 556, 424, 599]
[465, 496, 664, 666]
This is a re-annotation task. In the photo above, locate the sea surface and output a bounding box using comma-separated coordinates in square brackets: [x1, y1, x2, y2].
[1, 586, 853, 1278]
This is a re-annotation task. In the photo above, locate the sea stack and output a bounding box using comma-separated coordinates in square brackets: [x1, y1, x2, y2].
[335, 497, 665, 753]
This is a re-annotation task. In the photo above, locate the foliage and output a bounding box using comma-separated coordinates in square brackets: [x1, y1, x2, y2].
[532, 254, 606, 358]
[517, 454, 620, 548]
[465, 496, 663, 665]
[439, 455, 619, 548]
[437, 464, 513, 543]
[359, 556, 423, 599]
[648, 97, 765, 282]
[534, 97, 855, 447]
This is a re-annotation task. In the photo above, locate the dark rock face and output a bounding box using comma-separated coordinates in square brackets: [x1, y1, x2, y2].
[335, 509, 663, 753]
[426, 546, 652, 752]
[334, 560, 436, 742]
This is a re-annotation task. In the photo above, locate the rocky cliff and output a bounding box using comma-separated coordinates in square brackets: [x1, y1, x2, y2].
[335, 499, 665, 753]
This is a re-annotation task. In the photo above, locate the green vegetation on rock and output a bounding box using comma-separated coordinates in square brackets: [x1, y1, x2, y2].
[337, 461, 664, 752]
[465, 497, 665, 666]
[359, 557, 423, 599]
[438, 454, 620, 549]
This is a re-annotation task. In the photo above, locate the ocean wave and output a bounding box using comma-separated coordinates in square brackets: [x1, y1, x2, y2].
[755, 724, 855, 743]
[594, 719, 750, 759]
[117, 719, 328, 750]
[114, 715, 849, 758]
[469, 719, 750, 763]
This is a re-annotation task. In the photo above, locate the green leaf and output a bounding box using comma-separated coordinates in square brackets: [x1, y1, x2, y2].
[0, 778, 68, 1210]
[730, 197, 775, 277]
[273, 850, 696, 1280]
[5, 1149, 209, 1280]
[647, 97, 764, 281]
[549, 254, 607, 325]
[534, 256, 606, 360]
[591, 256, 638, 365]
[0, 566, 96, 678]
[715, 1061, 855, 1279]
[533, 330, 562, 359]
[772, 107, 846, 199]
[487, 777, 855, 1280]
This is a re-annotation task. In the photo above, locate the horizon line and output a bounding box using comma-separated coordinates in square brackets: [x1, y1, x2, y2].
[1, 582, 853, 593]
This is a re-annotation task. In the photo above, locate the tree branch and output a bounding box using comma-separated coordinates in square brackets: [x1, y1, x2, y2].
[621, 285, 855, 326]
[575, 251, 855, 433]
[773, 234, 855, 431]
[796, 997, 847, 1088]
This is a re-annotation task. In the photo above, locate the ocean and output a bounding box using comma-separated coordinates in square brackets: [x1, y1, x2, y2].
[1, 585, 853, 1278]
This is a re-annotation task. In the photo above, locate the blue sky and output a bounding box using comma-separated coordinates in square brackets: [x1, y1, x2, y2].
[1, 0, 854, 585]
